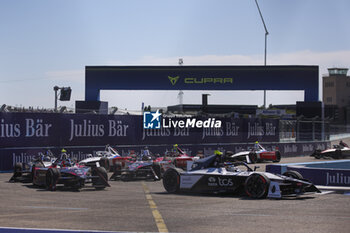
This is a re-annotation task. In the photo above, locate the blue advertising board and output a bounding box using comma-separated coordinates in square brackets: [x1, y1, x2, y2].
[0, 112, 279, 148]
[0, 112, 281, 171]
[85, 66, 319, 102]
[266, 160, 350, 187]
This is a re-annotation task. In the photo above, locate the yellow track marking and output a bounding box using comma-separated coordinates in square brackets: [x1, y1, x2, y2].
[142, 182, 168, 233]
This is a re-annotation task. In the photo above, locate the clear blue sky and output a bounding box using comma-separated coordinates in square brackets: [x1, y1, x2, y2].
[1, 0, 350, 110]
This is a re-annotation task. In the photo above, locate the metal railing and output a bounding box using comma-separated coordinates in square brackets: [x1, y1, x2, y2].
[280, 119, 330, 142]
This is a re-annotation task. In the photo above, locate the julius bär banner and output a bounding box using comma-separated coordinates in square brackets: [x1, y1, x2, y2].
[0, 112, 60, 147]
[0, 112, 279, 148]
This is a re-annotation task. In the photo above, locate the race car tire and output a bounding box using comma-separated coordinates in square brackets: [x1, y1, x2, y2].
[313, 150, 322, 159]
[13, 162, 23, 178]
[245, 173, 270, 199]
[152, 162, 162, 180]
[248, 152, 257, 164]
[333, 150, 342, 159]
[31, 165, 36, 181]
[283, 170, 303, 180]
[111, 162, 122, 180]
[100, 157, 110, 171]
[120, 172, 134, 181]
[46, 168, 60, 191]
[163, 168, 180, 193]
[273, 151, 281, 163]
[92, 167, 108, 190]
[173, 159, 178, 168]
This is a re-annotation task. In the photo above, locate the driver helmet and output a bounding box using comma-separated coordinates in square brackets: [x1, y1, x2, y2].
[214, 150, 223, 156]
[339, 140, 348, 147]
[172, 144, 179, 153]
[61, 149, 68, 160]
[143, 146, 150, 153]
[254, 141, 259, 149]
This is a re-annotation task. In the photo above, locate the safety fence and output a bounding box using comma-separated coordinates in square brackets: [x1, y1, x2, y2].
[280, 119, 330, 142]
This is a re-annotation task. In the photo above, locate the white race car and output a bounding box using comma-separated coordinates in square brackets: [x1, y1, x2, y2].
[229, 142, 281, 164]
[162, 154, 320, 198]
[79, 145, 120, 171]
[311, 142, 350, 159]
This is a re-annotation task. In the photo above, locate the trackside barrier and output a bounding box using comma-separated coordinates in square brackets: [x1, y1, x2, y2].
[1, 141, 330, 172]
[266, 160, 350, 187]
[0, 227, 121, 233]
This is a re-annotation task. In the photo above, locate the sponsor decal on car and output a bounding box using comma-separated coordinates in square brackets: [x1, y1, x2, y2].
[180, 175, 202, 189]
[217, 177, 234, 187]
[208, 176, 234, 187]
[208, 176, 218, 187]
[267, 181, 281, 198]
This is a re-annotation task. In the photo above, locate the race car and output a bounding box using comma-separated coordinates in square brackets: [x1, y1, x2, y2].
[311, 140, 350, 159]
[229, 142, 281, 164]
[162, 144, 196, 170]
[79, 145, 121, 171]
[9, 150, 57, 182]
[33, 152, 109, 191]
[109, 150, 136, 180]
[162, 153, 320, 199]
[110, 145, 194, 181]
[118, 159, 162, 181]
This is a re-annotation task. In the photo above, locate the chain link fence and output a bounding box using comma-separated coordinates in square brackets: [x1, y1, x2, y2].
[280, 120, 330, 142]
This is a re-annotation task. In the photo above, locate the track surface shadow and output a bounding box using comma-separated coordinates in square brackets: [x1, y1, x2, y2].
[21, 183, 108, 192]
[152, 190, 317, 201]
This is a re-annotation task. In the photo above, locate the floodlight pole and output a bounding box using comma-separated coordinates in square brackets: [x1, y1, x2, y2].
[255, 0, 269, 108]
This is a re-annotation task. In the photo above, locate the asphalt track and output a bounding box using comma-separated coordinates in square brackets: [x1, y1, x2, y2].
[1, 156, 350, 233]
